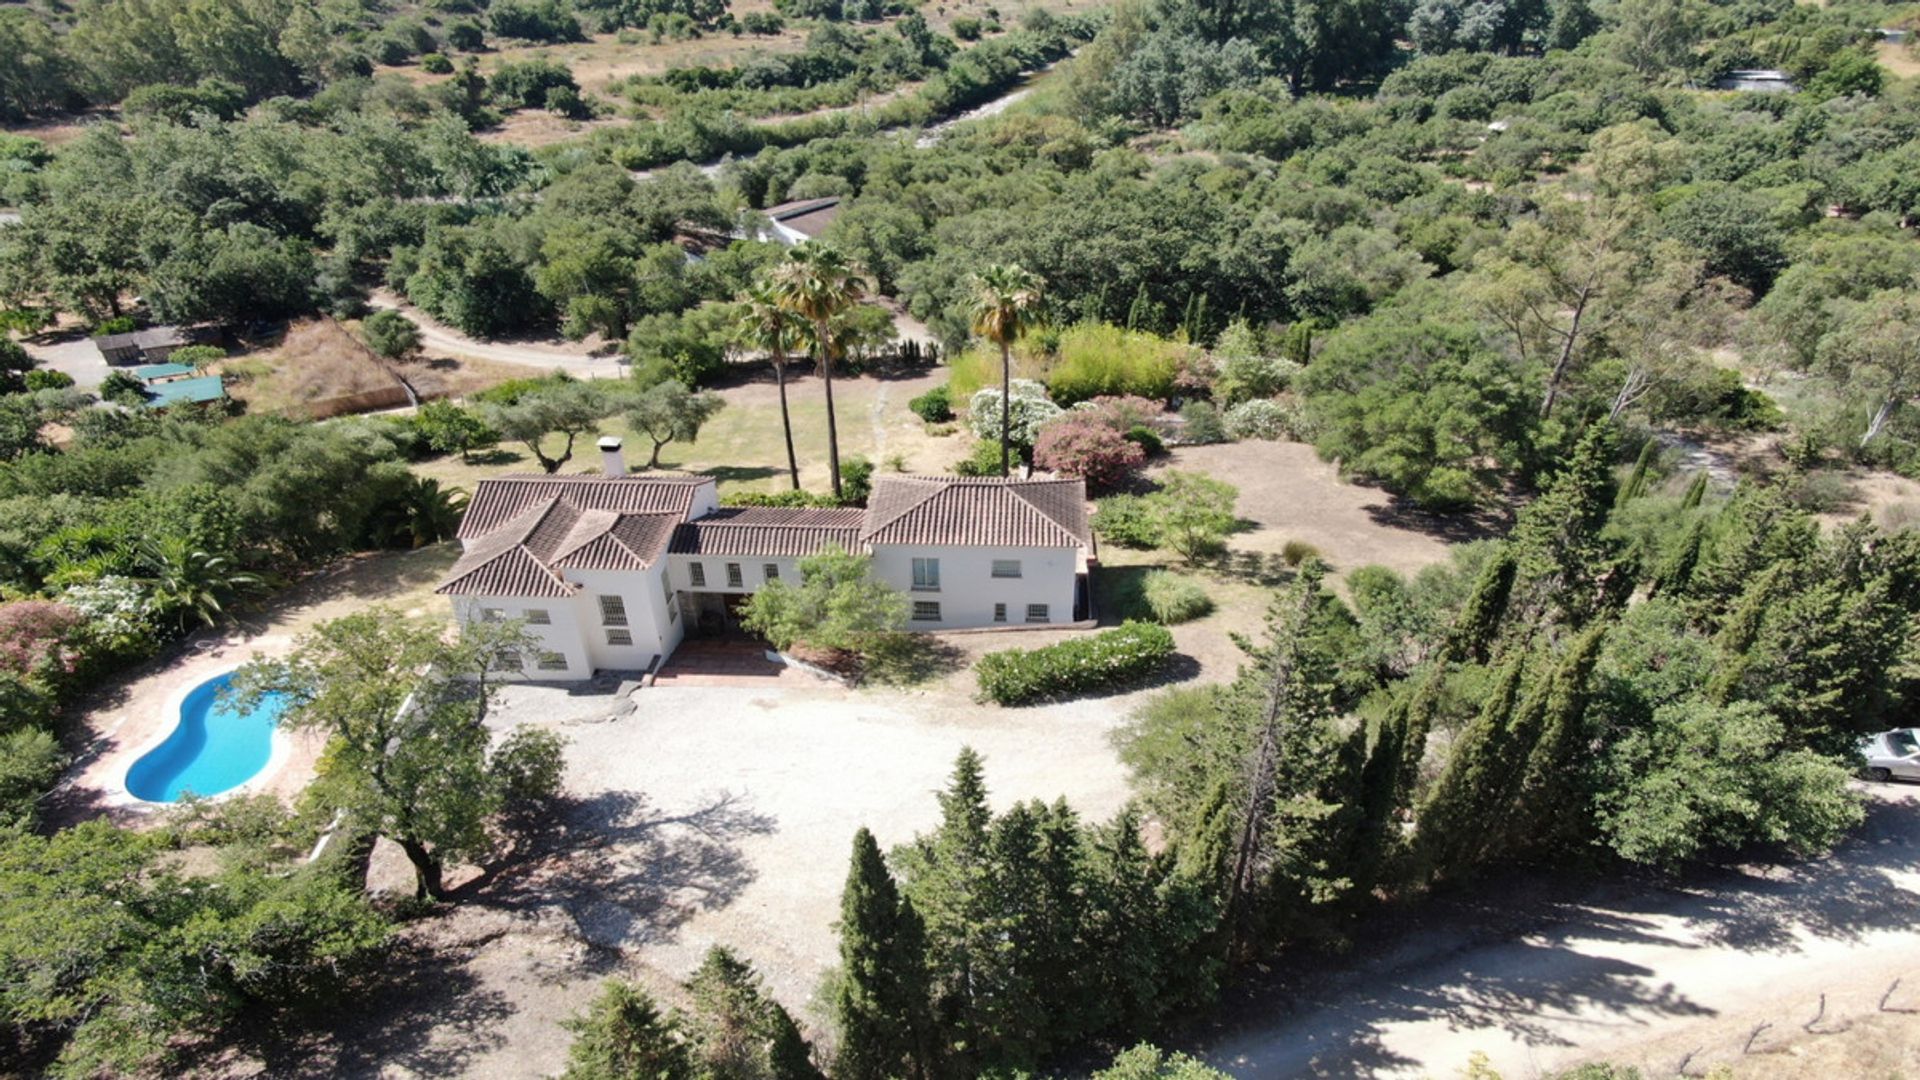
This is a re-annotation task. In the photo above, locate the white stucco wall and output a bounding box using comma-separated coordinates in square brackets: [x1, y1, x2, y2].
[667, 553, 801, 594]
[452, 595, 594, 679]
[867, 543, 1079, 631]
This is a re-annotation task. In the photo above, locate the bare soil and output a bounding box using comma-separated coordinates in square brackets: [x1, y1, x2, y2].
[221, 318, 405, 414]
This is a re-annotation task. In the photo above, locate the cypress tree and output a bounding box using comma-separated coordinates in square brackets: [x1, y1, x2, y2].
[833, 828, 931, 1080]
[1704, 562, 1788, 704]
[1412, 649, 1529, 883]
[562, 980, 693, 1080]
[1509, 425, 1621, 628]
[1616, 438, 1657, 507]
[1444, 547, 1517, 664]
[685, 946, 823, 1080]
[1679, 470, 1708, 510]
[1649, 517, 1706, 598]
[1511, 622, 1610, 847]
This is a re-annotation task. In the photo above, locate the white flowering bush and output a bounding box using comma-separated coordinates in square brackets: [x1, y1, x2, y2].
[1224, 398, 1305, 442]
[61, 576, 163, 659]
[968, 379, 1062, 450]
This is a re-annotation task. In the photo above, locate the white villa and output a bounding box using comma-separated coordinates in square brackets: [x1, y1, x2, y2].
[436, 438, 1093, 679]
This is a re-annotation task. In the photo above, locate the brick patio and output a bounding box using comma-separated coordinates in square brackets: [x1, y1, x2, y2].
[651, 639, 806, 687]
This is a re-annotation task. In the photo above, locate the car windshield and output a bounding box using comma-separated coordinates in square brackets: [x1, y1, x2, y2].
[1888, 731, 1920, 757]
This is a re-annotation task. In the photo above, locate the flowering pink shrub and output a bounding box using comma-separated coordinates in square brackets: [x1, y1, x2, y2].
[0, 600, 85, 678]
[1077, 395, 1167, 433]
[1034, 414, 1146, 491]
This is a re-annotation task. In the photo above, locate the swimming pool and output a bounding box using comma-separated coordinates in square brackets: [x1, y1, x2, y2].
[124, 671, 290, 803]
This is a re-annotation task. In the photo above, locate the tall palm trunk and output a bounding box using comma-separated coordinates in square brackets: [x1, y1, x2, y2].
[817, 318, 842, 498]
[773, 345, 801, 490]
[999, 339, 1011, 477]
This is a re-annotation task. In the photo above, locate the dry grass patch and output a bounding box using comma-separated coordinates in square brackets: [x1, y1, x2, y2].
[222, 318, 406, 416]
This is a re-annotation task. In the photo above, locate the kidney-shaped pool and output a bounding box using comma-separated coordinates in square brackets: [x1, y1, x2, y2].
[125, 671, 290, 803]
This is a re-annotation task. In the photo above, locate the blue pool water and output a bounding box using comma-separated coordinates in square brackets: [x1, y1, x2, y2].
[125, 672, 289, 803]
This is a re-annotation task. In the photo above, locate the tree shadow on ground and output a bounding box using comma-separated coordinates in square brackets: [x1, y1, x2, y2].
[1362, 493, 1511, 546]
[227, 937, 516, 1079]
[864, 634, 967, 687]
[469, 788, 776, 953]
[1214, 549, 1297, 587]
[1194, 795, 1920, 1076]
[700, 464, 782, 485]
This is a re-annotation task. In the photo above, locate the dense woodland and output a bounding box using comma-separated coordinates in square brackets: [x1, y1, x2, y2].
[8, 0, 1920, 1072]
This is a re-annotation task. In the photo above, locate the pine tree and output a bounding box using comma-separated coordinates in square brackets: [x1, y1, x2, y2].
[1511, 621, 1610, 847]
[833, 829, 932, 1080]
[685, 946, 822, 1080]
[562, 980, 693, 1080]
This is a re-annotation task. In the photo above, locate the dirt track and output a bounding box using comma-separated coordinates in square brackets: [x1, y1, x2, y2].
[1200, 786, 1920, 1078]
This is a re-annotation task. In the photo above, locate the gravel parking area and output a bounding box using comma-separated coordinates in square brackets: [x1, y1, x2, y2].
[494, 678, 1139, 1009]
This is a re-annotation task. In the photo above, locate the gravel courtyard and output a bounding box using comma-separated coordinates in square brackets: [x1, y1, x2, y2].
[521, 678, 1139, 1005]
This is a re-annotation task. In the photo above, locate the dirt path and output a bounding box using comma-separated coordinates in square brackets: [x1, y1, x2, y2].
[366, 291, 625, 381]
[1200, 786, 1920, 1078]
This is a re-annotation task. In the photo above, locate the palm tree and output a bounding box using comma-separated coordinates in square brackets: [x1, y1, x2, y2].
[400, 477, 470, 548]
[770, 242, 868, 499]
[968, 264, 1046, 477]
[735, 279, 808, 491]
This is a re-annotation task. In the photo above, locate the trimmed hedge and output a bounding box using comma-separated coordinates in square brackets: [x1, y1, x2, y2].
[975, 621, 1175, 706]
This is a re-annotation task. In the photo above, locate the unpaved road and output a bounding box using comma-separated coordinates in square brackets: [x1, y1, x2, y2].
[1202, 785, 1920, 1078]
[366, 291, 626, 380]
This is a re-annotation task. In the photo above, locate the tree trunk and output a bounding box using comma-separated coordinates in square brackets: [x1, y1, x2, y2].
[819, 320, 842, 498]
[648, 438, 666, 468]
[999, 340, 1012, 477]
[397, 836, 446, 901]
[1862, 397, 1897, 448]
[774, 351, 801, 491]
[1539, 290, 1592, 419]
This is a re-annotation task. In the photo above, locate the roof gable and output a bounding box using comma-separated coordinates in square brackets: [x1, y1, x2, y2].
[860, 476, 1090, 549]
[459, 475, 712, 538]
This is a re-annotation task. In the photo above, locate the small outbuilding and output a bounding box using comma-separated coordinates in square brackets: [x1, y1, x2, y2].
[760, 197, 842, 245]
[92, 325, 205, 365]
[1711, 69, 1798, 93]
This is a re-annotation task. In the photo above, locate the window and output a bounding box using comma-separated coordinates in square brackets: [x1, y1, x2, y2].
[726, 562, 744, 588]
[536, 652, 568, 671]
[993, 603, 1007, 623]
[991, 559, 1022, 579]
[598, 595, 628, 627]
[912, 601, 941, 622]
[763, 563, 779, 582]
[480, 607, 504, 622]
[1026, 604, 1050, 624]
[662, 574, 677, 622]
[524, 608, 551, 625]
[689, 562, 707, 588]
[607, 628, 634, 646]
[498, 649, 522, 669]
[911, 557, 941, 591]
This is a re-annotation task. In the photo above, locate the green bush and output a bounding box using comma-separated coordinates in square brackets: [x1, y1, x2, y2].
[420, 52, 454, 74]
[954, 438, 1013, 476]
[1178, 401, 1227, 444]
[909, 385, 953, 423]
[1281, 539, 1321, 567]
[953, 15, 984, 39]
[1123, 425, 1165, 456]
[1141, 571, 1213, 624]
[24, 369, 74, 392]
[976, 621, 1175, 705]
[1092, 495, 1160, 547]
[168, 344, 225, 369]
[842, 455, 875, 505]
[723, 490, 843, 508]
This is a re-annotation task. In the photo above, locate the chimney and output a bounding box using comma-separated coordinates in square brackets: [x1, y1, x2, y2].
[599, 436, 627, 477]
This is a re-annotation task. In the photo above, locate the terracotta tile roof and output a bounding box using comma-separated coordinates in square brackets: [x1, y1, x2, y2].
[670, 507, 865, 557]
[860, 476, 1090, 549]
[439, 479, 692, 596]
[458, 475, 711, 538]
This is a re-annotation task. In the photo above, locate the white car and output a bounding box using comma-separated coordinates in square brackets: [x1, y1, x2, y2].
[1858, 729, 1920, 783]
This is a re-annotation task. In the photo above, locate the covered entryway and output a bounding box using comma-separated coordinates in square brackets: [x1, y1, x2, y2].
[683, 592, 755, 639]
